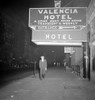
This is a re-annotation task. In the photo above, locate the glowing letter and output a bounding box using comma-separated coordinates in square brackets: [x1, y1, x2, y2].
[46, 34, 50, 39]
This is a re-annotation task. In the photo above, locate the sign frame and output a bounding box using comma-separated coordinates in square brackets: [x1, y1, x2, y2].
[29, 7, 87, 30]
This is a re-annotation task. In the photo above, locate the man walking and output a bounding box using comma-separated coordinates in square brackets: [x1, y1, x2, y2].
[39, 56, 47, 80]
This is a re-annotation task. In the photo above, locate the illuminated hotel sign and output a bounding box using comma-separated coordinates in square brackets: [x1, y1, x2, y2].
[29, 7, 87, 30]
[45, 34, 72, 40]
[32, 28, 87, 45]
[64, 47, 73, 53]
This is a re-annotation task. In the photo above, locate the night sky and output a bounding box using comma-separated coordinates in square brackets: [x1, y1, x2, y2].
[0, 0, 91, 27]
[0, 0, 91, 8]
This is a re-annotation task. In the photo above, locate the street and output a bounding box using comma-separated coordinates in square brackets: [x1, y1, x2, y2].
[0, 67, 95, 100]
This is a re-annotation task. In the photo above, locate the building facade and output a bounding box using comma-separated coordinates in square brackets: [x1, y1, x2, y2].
[87, 0, 95, 82]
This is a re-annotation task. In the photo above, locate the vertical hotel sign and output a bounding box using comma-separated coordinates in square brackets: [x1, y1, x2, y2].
[29, 7, 87, 30]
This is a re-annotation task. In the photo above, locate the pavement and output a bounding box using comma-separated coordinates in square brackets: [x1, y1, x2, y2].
[0, 67, 95, 100]
[91, 71, 95, 84]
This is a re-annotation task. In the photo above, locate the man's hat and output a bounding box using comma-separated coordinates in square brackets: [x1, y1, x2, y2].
[41, 56, 44, 58]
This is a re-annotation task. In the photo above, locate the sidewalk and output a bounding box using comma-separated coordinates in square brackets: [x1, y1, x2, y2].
[0, 67, 95, 100]
[91, 71, 95, 84]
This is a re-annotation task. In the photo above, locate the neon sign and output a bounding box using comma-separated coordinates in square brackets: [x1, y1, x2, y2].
[29, 7, 87, 30]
